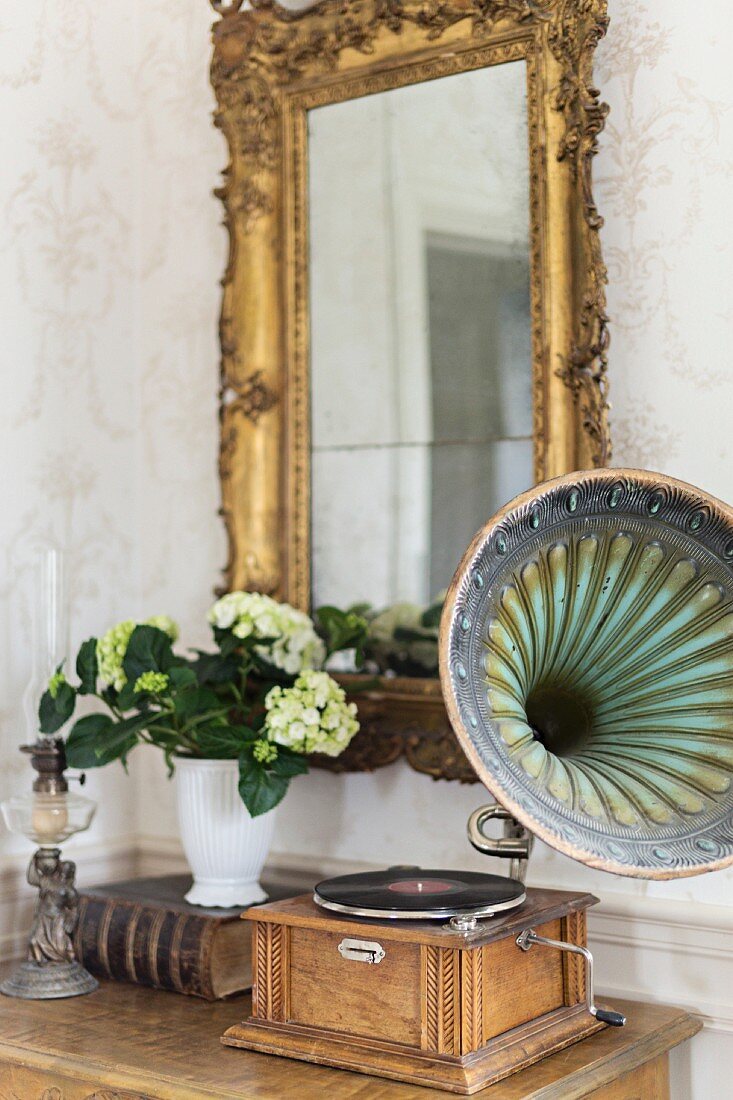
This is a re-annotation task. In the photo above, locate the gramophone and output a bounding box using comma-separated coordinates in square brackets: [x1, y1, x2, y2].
[223, 469, 733, 1092]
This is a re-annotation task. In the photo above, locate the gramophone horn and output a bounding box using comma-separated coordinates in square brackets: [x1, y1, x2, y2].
[440, 469, 733, 879]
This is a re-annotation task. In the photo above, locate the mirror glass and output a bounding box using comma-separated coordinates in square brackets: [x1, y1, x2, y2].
[309, 62, 531, 676]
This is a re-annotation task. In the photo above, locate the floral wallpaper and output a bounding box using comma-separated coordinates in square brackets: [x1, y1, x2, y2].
[0, 1, 224, 845]
[599, 0, 733, 483]
[1, 0, 732, 887]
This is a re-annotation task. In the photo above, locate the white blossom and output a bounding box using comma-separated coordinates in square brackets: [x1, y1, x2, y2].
[97, 616, 179, 692]
[263, 670, 359, 757]
[208, 591, 325, 674]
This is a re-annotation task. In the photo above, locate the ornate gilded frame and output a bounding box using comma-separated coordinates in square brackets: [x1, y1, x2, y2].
[210, 0, 611, 781]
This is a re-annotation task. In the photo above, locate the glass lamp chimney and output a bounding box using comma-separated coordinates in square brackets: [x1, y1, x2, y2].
[22, 546, 68, 744]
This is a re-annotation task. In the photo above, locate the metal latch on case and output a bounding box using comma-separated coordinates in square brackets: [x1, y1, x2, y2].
[338, 938, 385, 964]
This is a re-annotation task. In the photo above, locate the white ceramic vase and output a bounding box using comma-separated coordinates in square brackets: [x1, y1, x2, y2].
[175, 756, 276, 908]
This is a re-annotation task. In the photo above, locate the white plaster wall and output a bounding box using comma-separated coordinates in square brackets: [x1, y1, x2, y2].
[0, 0, 223, 897]
[1, 2, 732, 1096]
[1, 4, 143, 862]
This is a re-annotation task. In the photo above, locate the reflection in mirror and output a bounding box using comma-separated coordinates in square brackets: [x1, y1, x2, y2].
[309, 62, 531, 675]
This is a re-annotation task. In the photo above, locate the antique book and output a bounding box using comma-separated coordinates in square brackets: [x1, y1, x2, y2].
[74, 872, 312, 1001]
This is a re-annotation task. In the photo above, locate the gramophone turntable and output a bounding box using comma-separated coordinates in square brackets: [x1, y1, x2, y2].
[223, 469, 733, 1092]
[312, 866, 527, 923]
[222, 872, 613, 1093]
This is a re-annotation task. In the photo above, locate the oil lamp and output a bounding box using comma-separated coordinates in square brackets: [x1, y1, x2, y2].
[0, 736, 97, 999]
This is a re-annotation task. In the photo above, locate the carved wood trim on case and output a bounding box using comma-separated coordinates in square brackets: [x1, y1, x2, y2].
[252, 922, 289, 1022]
[421, 945, 461, 1055]
[460, 949, 485, 1055]
[561, 909, 587, 1007]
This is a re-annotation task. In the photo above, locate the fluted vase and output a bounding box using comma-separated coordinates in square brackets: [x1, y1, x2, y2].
[175, 757, 276, 908]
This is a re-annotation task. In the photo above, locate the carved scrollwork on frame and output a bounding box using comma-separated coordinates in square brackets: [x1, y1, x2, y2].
[210, 0, 612, 779]
[227, 370, 278, 425]
[311, 678, 480, 782]
[548, 0, 611, 465]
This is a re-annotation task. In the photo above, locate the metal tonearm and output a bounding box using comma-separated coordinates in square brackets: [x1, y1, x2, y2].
[516, 927, 626, 1027]
[467, 804, 534, 883]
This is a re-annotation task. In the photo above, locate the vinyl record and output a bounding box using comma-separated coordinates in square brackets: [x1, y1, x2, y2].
[314, 867, 525, 920]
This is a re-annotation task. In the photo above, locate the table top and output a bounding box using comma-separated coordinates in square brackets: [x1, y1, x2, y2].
[0, 963, 701, 1099]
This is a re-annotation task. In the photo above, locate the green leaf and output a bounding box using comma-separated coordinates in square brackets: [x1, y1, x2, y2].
[145, 725, 180, 750]
[196, 724, 257, 759]
[315, 605, 369, 657]
[191, 649, 241, 686]
[173, 686, 222, 721]
[93, 713, 151, 765]
[116, 680, 142, 712]
[65, 713, 116, 768]
[65, 713, 148, 769]
[212, 629, 242, 658]
[270, 747, 308, 778]
[75, 639, 98, 695]
[168, 666, 197, 691]
[249, 653, 292, 685]
[238, 756, 288, 817]
[38, 680, 76, 734]
[420, 602, 443, 630]
[122, 625, 175, 684]
[347, 602, 373, 618]
[38, 691, 56, 733]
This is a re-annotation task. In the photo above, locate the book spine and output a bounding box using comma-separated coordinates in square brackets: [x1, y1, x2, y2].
[75, 897, 216, 1000]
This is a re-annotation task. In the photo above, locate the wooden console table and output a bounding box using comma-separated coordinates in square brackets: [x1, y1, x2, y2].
[0, 963, 700, 1099]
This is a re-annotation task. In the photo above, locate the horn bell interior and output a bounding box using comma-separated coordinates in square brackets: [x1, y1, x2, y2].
[441, 470, 733, 878]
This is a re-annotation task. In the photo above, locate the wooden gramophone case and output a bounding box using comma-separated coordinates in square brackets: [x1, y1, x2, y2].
[222, 888, 606, 1094]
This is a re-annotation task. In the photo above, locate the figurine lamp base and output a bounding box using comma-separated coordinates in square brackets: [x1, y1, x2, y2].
[0, 960, 98, 1000]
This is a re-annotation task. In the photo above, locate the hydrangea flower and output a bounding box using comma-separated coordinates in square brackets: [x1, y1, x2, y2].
[145, 615, 179, 643]
[264, 669, 359, 757]
[253, 740, 278, 764]
[48, 670, 67, 699]
[97, 616, 179, 692]
[134, 671, 170, 695]
[208, 591, 325, 675]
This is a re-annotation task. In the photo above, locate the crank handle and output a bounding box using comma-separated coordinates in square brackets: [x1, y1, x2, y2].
[516, 927, 626, 1027]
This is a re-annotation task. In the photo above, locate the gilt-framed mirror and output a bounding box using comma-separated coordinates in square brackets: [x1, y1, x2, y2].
[210, 0, 611, 781]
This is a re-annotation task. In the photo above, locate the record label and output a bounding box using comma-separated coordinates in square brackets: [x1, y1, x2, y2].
[387, 879, 458, 895]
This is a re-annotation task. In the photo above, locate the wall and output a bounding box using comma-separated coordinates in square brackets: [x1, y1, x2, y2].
[1, 5, 141, 905]
[0, 0, 224, 945]
[1, 2, 732, 1097]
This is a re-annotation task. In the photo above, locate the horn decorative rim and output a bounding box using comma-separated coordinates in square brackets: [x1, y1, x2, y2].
[440, 468, 733, 879]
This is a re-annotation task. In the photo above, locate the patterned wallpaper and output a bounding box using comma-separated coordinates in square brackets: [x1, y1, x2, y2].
[599, 0, 733, 487]
[0, 1, 224, 848]
[1, 1, 732, 901]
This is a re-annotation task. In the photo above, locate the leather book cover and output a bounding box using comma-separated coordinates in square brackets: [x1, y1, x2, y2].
[74, 872, 313, 1000]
